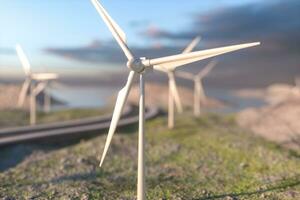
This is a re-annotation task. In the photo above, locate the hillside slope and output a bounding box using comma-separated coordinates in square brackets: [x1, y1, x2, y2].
[0, 114, 299, 199]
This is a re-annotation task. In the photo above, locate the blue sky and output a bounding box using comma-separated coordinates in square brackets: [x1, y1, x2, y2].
[0, 0, 261, 77]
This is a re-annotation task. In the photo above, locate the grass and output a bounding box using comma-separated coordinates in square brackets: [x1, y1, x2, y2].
[0, 108, 110, 128]
[0, 113, 299, 199]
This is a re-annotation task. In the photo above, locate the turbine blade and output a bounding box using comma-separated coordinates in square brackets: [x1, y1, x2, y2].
[153, 65, 168, 73]
[149, 42, 260, 70]
[182, 36, 201, 54]
[33, 82, 48, 96]
[169, 75, 183, 113]
[31, 73, 59, 81]
[99, 71, 136, 167]
[197, 60, 218, 78]
[176, 71, 195, 80]
[91, 0, 134, 60]
[18, 78, 31, 107]
[16, 44, 31, 75]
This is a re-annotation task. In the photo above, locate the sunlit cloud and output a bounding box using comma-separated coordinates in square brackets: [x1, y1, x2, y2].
[45, 40, 185, 64]
[44, 0, 300, 87]
[140, 0, 300, 53]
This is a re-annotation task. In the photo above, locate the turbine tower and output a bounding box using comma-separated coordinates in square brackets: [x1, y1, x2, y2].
[16, 44, 59, 125]
[155, 36, 201, 129]
[295, 77, 300, 88]
[177, 60, 218, 117]
[91, 0, 260, 199]
[292, 77, 300, 95]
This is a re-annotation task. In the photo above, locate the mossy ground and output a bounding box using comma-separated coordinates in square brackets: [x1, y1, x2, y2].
[0, 108, 110, 128]
[0, 113, 299, 199]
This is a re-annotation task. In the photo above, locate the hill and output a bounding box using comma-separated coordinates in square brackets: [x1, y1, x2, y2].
[1, 114, 299, 199]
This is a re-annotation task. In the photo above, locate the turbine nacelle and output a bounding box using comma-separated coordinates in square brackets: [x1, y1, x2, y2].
[127, 57, 152, 73]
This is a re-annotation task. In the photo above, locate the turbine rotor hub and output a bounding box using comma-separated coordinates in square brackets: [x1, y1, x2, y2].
[127, 58, 147, 73]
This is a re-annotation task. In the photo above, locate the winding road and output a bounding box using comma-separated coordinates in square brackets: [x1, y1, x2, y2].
[0, 105, 160, 147]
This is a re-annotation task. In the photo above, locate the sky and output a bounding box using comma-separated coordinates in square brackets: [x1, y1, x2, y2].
[0, 0, 261, 72]
[0, 0, 300, 87]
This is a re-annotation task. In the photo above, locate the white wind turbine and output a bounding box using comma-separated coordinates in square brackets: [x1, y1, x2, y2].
[91, 0, 260, 199]
[16, 44, 59, 125]
[176, 60, 218, 117]
[295, 77, 300, 88]
[292, 77, 300, 95]
[155, 36, 201, 129]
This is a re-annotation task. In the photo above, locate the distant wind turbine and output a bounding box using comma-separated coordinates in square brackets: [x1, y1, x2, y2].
[176, 60, 218, 117]
[155, 36, 201, 129]
[292, 77, 300, 95]
[16, 44, 58, 125]
[295, 77, 300, 88]
[91, 0, 260, 199]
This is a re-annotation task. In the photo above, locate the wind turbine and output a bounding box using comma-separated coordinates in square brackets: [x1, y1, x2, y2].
[295, 77, 300, 88]
[292, 77, 300, 96]
[155, 36, 201, 129]
[176, 60, 218, 117]
[91, 0, 260, 199]
[16, 44, 59, 125]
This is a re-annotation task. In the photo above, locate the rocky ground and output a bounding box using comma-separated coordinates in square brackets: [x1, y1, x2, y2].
[0, 84, 65, 111]
[0, 114, 299, 199]
[0, 84, 30, 110]
[237, 84, 300, 150]
[234, 84, 300, 105]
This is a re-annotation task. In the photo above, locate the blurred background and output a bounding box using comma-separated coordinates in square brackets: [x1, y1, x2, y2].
[0, 0, 299, 109]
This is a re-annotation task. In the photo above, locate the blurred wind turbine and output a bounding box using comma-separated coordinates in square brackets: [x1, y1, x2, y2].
[295, 77, 300, 88]
[16, 44, 58, 125]
[177, 60, 218, 117]
[91, 0, 260, 199]
[292, 77, 300, 95]
[155, 36, 201, 129]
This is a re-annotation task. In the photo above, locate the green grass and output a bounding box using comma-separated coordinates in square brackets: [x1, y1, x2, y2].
[0, 113, 299, 199]
[0, 108, 110, 128]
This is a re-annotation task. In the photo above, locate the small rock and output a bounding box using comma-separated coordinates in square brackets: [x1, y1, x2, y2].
[81, 194, 89, 200]
[50, 190, 57, 196]
[225, 196, 238, 200]
[258, 185, 267, 190]
[201, 189, 207, 195]
[239, 162, 249, 169]
[60, 158, 66, 163]
[2, 197, 16, 200]
[288, 191, 297, 198]
[260, 193, 267, 198]
[77, 157, 84, 164]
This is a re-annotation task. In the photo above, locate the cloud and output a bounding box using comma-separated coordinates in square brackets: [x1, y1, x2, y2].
[137, 0, 300, 87]
[45, 40, 186, 64]
[141, 0, 300, 53]
[129, 20, 151, 28]
[140, 24, 170, 38]
[45, 0, 300, 88]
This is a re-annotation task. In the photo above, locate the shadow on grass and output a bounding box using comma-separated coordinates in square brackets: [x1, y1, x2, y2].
[42, 170, 136, 192]
[193, 177, 300, 200]
[50, 171, 98, 184]
[0, 123, 138, 172]
[0, 144, 50, 172]
[34, 173, 300, 199]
